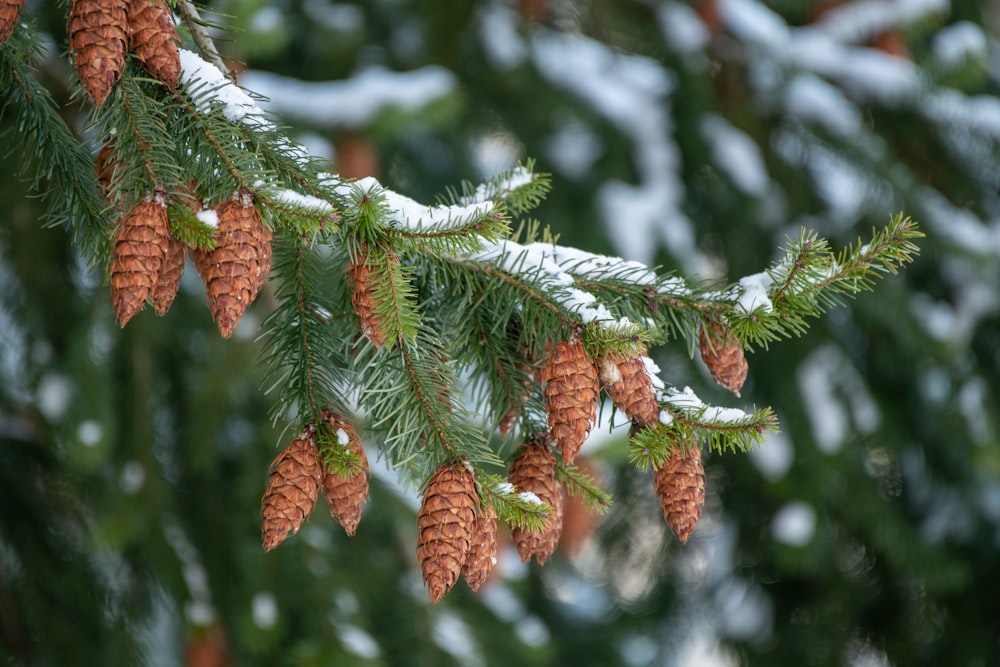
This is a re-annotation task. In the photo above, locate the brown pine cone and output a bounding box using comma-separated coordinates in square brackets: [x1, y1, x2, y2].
[94, 140, 117, 200]
[0, 0, 25, 48]
[599, 353, 660, 428]
[348, 243, 399, 349]
[653, 440, 705, 544]
[126, 0, 180, 89]
[699, 320, 748, 396]
[319, 411, 369, 536]
[69, 0, 128, 107]
[508, 437, 564, 565]
[261, 426, 322, 552]
[151, 237, 188, 316]
[539, 338, 599, 464]
[109, 196, 170, 327]
[417, 460, 478, 602]
[461, 502, 498, 592]
[193, 191, 272, 338]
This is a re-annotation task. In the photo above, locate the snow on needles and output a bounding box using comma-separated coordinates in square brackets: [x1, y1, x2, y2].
[179, 49, 269, 127]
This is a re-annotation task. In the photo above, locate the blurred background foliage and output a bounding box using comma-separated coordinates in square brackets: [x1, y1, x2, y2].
[2, 0, 1000, 665]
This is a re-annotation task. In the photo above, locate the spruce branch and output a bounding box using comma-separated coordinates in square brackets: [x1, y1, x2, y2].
[658, 386, 778, 455]
[555, 459, 612, 514]
[481, 475, 552, 531]
[175, 0, 229, 75]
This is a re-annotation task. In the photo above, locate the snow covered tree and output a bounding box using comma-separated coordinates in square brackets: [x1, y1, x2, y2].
[0, 1, 995, 666]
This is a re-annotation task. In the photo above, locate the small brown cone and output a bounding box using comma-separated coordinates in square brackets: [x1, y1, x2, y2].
[109, 196, 170, 327]
[539, 338, 599, 464]
[508, 437, 564, 565]
[127, 0, 181, 89]
[319, 411, 369, 536]
[0, 0, 25, 48]
[261, 426, 322, 552]
[193, 191, 272, 338]
[69, 0, 128, 107]
[95, 140, 117, 199]
[599, 353, 660, 428]
[417, 460, 478, 602]
[461, 502, 498, 592]
[653, 440, 705, 544]
[699, 320, 748, 396]
[348, 244, 398, 349]
[151, 237, 188, 316]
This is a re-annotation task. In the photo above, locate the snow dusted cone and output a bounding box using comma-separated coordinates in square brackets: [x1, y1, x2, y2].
[151, 237, 188, 316]
[653, 440, 705, 544]
[319, 411, 369, 536]
[109, 195, 170, 327]
[261, 426, 322, 552]
[417, 460, 478, 602]
[599, 353, 660, 428]
[69, 0, 128, 107]
[508, 437, 564, 564]
[126, 0, 181, 89]
[348, 244, 398, 349]
[0, 0, 24, 48]
[194, 191, 272, 338]
[699, 320, 748, 396]
[539, 337, 599, 464]
[461, 502, 498, 592]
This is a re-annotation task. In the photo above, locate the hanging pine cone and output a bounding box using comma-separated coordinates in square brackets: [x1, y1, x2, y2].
[599, 353, 660, 428]
[417, 459, 478, 603]
[109, 194, 171, 327]
[193, 190, 273, 338]
[94, 140, 117, 199]
[699, 320, 748, 396]
[508, 437, 564, 565]
[261, 426, 322, 552]
[653, 440, 705, 544]
[151, 237, 188, 316]
[461, 502, 498, 592]
[126, 0, 180, 89]
[348, 243, 398, 349]
[69, 0, 128, 107]
[0, 0, 25, 48]
[319, 411, 369, 536]
[539, 337, 599, 464]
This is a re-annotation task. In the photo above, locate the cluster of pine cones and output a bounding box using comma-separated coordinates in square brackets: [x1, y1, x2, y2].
[267, 259, 750, 601]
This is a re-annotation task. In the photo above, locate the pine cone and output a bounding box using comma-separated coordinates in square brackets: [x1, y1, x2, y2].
[348, 244, 398, 349]
[539, 338, 599, 464]
[417, 460, 478, 602]
[0, 0, 24, 48]
[319, 411, 369, 536]
[653, 440, 705, 544]
[109, 196, 171, 327]
[599, 353, 660, 428]
[193, 191, 272, 338]
[508, 437, 564, 565]
[151, 236, 187, 316]
[95, 140, 117, 200]
[126, 0, 180, 89]
[261, 426, 322, 552]
[69, 0, 128, 107]
[699, 320, 748, 396]
[461, 502, 498, 592]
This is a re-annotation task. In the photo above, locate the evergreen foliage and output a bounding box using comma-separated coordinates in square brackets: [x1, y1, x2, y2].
[3, 1, 998, 666]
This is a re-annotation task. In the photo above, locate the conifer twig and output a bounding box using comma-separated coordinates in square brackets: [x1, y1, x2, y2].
[175, 1, 229, 75]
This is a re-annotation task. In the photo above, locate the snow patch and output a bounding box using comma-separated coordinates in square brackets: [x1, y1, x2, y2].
[737, 272, 774, 313]
[700, 115, 769, 196]
[771, 501, 816, 546]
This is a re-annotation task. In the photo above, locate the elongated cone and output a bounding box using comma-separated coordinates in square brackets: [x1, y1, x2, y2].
[508, 437, 564, 565]
[699, 320, 748, 396]
[261, 426, 322, 552]
[599, 353, 660, 428]
[348, 244, 398, 349]
[0, 0, 25, 48]
[653, 440, 705, 544]
[127, 0, 180, 88]
[69, 0, 128, 107]
[151, 237, 188, 316]
[462, 502, 498, 592]
[319, 411, 369, 536]
[193, 191, 272, 338]
[95, 140, 117, 200]
[539, 338, 599, 463]
[417, 460, 478, 602]
[109, 196, 170, 327]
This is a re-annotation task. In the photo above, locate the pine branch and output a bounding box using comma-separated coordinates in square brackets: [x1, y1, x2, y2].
[481, 475, 552, 531]
[555, 459, 612, 514]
